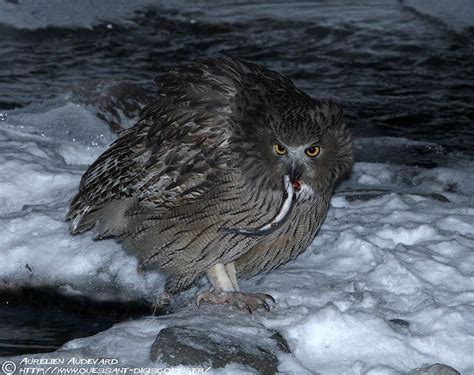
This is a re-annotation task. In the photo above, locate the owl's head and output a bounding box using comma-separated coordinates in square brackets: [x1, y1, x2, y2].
[233, 97, 353, 197]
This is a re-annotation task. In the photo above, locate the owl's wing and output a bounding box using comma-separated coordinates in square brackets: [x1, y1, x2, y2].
[67, 58, 254, 236]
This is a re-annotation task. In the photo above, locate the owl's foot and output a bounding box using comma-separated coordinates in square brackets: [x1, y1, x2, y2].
[196, 289, 275, 313]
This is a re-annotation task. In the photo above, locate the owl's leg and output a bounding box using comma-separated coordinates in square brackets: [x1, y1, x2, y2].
[197, 263, 275, 313]
[224, 262, 240, 291]
[206, 263, 235, 292]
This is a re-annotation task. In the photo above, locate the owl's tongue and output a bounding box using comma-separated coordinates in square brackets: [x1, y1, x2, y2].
[221, 175, 296, 237]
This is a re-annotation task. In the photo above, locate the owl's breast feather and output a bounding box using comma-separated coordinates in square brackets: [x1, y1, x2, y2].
[220, 175, 296, 237]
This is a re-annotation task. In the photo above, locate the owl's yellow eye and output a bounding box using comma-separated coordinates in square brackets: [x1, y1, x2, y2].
[305, 146, 321, 157]
[274, 143, 287, 156]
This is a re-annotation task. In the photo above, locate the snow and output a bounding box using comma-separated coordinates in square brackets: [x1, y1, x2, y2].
[1, 99, 473, 374]
[274, 192, 474, 373]
[0, 101, 165, 300]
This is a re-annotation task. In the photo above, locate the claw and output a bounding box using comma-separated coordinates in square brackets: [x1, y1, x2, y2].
[260, 293, 276, 304]
[196, 290, 213, 307]
[267, 295, 276, 304]
[235, 298, 249, 312]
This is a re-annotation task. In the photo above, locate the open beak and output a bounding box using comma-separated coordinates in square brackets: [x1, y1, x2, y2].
[221, 175, 297, 237]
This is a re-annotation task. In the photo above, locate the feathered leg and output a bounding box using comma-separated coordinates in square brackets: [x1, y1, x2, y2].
[225, 262, 240, 291]
[206, 263, 235, 291]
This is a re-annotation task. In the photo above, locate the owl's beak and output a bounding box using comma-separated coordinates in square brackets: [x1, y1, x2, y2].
[289, 164, 303, 192]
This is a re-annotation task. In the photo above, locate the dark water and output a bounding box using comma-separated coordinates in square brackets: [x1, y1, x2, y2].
[0, 0, 473, 355]
[0, 289, 151, 356]
[0, 306, 110, 356]
[1, 1, 473, 154]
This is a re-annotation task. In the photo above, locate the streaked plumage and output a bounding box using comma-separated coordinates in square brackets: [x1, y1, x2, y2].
[67, 58, 353, 310]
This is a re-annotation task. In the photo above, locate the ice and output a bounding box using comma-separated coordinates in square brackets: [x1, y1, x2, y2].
[0, 98, 473, 373]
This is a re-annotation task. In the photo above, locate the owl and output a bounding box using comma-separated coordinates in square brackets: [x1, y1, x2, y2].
[67, 58, 353, 312]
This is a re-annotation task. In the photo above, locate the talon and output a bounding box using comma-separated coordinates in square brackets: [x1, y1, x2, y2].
[235, 299, 251, 313]
[196, 290, 212, 307]
[262, 293, 276, 304]
[262, 301, 270, 312]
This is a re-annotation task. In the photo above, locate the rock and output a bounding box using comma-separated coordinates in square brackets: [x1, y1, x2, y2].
[388, 318, 410, 328]
[387, 318, 410, 334]
[339, 189, 391, 202]
[150, 318, 290, 375]
[409, 363, 460, 375]
[339, 189, 451, 204]
[270, 331, 291, 354]
[430, 193, 450, 202]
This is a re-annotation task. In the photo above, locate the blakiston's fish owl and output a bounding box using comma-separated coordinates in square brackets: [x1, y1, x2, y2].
[67, 58, 353, 312]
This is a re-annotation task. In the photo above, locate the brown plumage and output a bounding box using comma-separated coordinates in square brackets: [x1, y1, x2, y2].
[67, 58, 353, 311]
